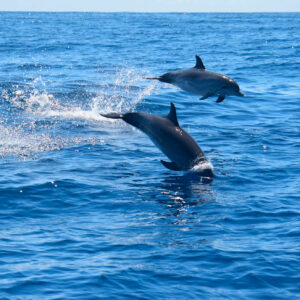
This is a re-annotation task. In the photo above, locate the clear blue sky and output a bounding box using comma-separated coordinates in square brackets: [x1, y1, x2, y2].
[0, 0, 299, 12]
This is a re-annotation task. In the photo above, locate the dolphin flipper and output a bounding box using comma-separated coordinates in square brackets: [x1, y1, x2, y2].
[160, 160, 181, 171]
[216, 95, 225, 103]
[200, 93, 214, 100]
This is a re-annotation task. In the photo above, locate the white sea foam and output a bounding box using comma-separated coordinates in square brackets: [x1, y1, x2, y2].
[0, 123, 103, 159]
[190, 160, 214, 173]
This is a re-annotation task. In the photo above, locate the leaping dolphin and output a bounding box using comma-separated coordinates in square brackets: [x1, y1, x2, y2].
[146, 55, 244, 103]
[101, 102, 213, 178]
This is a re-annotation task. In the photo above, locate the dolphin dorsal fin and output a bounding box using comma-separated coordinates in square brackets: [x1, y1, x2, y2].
[167, 102, 179, 127]
[194, 55, 205, 69]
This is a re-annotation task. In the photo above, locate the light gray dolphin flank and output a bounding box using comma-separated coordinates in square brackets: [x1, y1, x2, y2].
[101, 103, 213, 178]
[146, 55, 244, 103]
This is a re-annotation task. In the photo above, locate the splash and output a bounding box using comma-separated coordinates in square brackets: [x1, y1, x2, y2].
[91, 68, 159, 114]
[0, 68, 159, 158]
[190, 160, 214, 174]
[4, 68, 159, 121]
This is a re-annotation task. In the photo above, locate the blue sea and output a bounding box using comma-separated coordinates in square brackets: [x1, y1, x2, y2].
[0, 12, 299, 299]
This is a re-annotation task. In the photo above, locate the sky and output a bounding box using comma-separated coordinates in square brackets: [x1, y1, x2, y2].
[0, 0, 299, 12]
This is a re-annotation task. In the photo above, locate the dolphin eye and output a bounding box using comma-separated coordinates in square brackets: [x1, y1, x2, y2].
[222, 86, 228, 89]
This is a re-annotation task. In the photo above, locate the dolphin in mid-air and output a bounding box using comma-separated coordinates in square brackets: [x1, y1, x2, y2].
[146, 55, 244, 103]
[101, 102, 213, 178]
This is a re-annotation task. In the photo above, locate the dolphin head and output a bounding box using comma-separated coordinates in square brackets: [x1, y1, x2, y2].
[156, 72, 177, 84]
[144, 72, 175, 83]
[122, 112, 152, 134]
[122, 112, 142, 128]
[220, 78, 244, 97]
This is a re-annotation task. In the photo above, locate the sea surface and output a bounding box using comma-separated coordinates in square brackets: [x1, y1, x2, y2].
[0, 12, 299, 299]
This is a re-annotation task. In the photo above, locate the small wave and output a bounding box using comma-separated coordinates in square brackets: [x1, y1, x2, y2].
[17, 63, 52, 70]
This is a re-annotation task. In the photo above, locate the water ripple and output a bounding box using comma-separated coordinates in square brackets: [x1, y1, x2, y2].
[0, 12, 299, 300]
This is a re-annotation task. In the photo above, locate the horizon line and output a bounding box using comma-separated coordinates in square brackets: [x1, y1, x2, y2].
[0, 10, 299, 13]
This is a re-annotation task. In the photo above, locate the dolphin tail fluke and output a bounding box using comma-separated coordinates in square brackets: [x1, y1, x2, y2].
[100, 113, 124, 119]
[161, 160, 181, 171]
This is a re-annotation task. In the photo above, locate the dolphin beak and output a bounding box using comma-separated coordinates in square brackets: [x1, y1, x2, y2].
[238, 91, 244, 97]
[144, 76, 161, 80]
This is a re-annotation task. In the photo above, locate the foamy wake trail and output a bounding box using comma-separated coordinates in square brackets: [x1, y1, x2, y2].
[0, 68, 160, 158]
[0, 123, 103, 159]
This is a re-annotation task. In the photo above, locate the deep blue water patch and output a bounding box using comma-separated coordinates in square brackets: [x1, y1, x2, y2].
[0, 12, 299, 299]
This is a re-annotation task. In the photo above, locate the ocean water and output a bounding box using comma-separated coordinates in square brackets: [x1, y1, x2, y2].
[0, 12, 299, 299]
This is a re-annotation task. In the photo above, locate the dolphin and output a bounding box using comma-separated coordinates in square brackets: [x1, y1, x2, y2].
[145, 55, 244, 103]
[101, 102, 213, 177]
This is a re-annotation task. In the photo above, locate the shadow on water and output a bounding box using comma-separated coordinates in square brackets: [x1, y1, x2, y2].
[156, 172, 216, 217]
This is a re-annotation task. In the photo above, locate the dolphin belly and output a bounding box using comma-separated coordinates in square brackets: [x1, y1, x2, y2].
[146, 125, 204, 171]
[173, 79, 217, 96]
